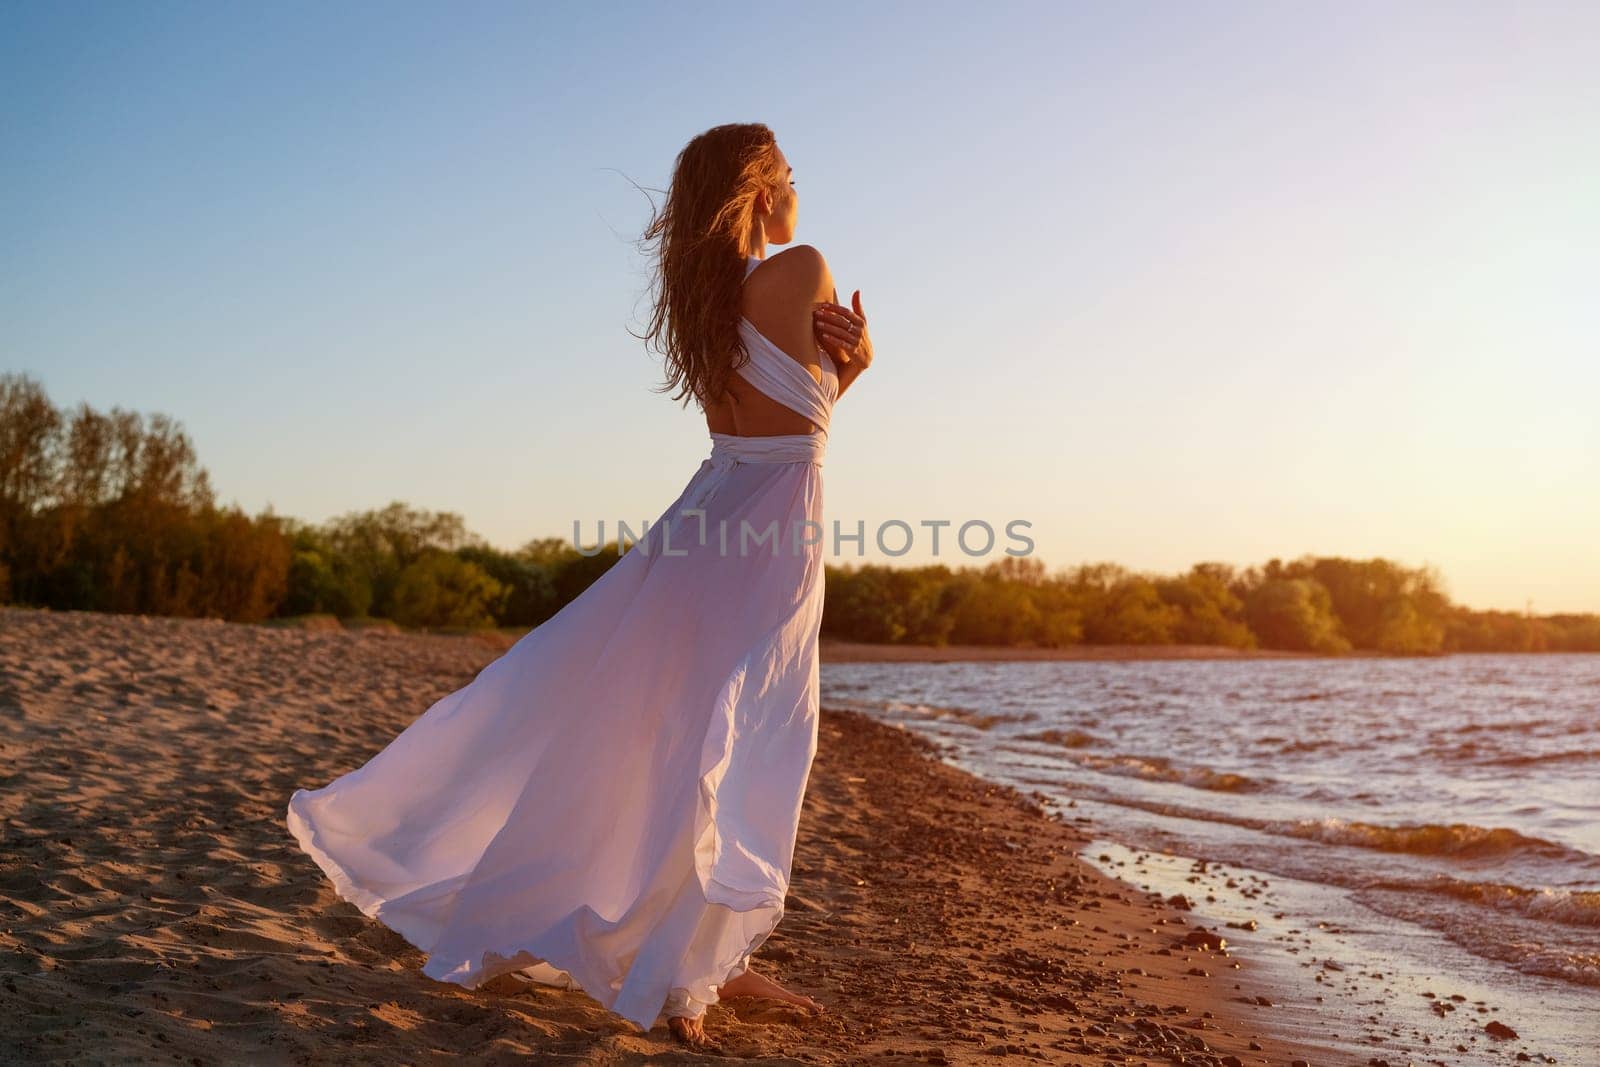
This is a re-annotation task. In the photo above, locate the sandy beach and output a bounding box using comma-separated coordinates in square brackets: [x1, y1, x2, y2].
[1, 606, 1334, 1064]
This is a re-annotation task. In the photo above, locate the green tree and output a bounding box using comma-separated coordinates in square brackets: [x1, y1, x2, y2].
[824, 564, 909, 643]
[1245, 578, 1350, 653]
[1067, 564, 1180, 645]
[1157, 563, 1257, 648]
[947, 573, 1043, 645]
[1372, 596, 1445, 655]
[389, 551, 506, 629]
[457, 544, 556, 627]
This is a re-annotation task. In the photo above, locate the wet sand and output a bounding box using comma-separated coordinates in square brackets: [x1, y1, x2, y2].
[0, 606, 1333, 1064]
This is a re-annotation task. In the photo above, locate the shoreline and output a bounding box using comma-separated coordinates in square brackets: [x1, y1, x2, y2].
[819, 639, 1316, 662]
[9, 605, 1572, 663]
[1, 607, 1332, 1063]
[785, 708, 1335, 1064]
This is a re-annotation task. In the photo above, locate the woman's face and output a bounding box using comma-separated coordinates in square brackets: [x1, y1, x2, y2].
[763, 143, 798, 245]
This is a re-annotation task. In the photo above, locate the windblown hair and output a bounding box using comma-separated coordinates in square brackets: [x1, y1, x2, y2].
[636, 123, 788, 411]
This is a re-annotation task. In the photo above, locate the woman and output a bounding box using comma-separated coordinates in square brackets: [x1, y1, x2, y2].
[285, 122, 873, 1049]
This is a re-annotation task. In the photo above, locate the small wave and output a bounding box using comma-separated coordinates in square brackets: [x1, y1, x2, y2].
[1078, 752, 1268, 793]
[1285, 817, 1584, 862]
[1455, 716, 1569, 736]
[1375, 876, 1600, 928]
[1016, 727, 1097, 749]
[1027, 790, 1600, 874]
[1353, 887, 1600, 989]
[1477, 747, 1600, 768]
[827, 697, 1027, 731]
[1512, 950, 1600, 989]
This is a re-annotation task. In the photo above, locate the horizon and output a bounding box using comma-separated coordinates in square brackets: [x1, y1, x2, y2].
[6, 2, 1597, 614]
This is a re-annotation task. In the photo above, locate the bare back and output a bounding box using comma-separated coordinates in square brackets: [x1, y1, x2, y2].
[704, 246, 835, 437]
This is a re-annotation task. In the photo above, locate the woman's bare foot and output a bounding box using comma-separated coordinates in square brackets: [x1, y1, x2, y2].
[717, 966, 825, 1014]
[667, 1014, 713, 1048]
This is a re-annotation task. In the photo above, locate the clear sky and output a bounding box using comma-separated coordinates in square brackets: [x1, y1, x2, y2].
[5, 1, 1597, 612]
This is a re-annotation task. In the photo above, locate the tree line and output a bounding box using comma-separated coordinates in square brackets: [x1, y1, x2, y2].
[821, 556, 1600, 653]
[3, 372, 1595, 654]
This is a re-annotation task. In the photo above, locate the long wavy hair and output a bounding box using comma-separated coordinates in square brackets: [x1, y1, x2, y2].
[635, 123, 788, 411]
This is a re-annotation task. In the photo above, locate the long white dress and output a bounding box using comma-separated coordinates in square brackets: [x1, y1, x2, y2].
[286, 254, 838, 1031]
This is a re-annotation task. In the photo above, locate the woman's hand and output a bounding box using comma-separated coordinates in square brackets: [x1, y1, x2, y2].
[813, 289, 873, 373]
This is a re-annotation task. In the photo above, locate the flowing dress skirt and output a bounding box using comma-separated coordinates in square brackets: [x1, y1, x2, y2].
[286, 440, 825, 1030]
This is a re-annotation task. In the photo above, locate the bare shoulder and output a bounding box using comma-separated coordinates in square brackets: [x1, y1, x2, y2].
[746, 244, 835, 304]
[740, 246, 836, 374]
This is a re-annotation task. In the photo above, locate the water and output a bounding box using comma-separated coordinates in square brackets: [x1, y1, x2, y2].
[821, 654, 1599, 1062]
